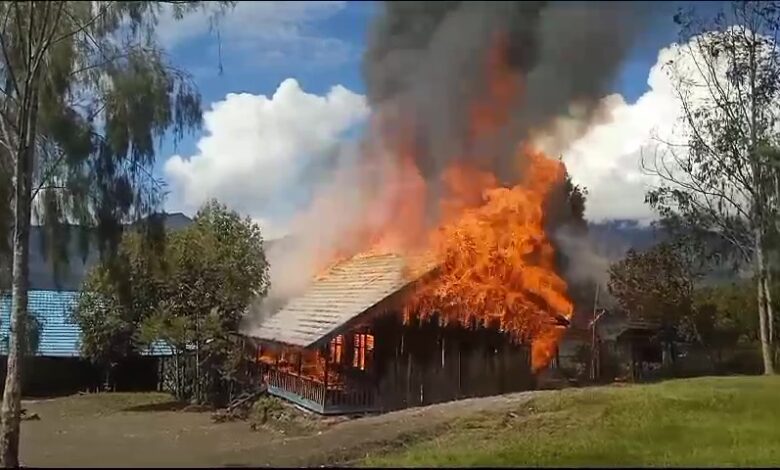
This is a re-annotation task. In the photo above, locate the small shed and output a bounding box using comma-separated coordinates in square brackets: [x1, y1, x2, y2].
[597, 312, 663, 381]
[244, 253, 535, 415]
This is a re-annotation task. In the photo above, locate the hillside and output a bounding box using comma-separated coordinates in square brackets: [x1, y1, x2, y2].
[26, 213, 193, 291]
[586, 219, 747, 284]
[586, 219, 663, 259]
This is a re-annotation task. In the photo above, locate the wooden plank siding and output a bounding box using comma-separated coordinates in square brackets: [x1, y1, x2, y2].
[258, 314, 533, 415]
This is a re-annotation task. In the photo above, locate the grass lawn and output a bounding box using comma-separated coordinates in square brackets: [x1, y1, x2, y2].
[362, 376, 780, 467]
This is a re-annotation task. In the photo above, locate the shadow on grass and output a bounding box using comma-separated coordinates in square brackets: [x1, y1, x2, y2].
[122, 401, 188, 412]
[122, 401, 217, 413]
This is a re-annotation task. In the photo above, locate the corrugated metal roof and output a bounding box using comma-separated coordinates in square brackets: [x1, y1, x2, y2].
[1, 290, 81, 357]
[0, 289, 172, 357]
[246, 252, 437, 348]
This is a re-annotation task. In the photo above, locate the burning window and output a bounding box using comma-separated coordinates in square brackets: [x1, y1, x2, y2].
[330, 335, 344, 364]
[352, 333, 374, 370]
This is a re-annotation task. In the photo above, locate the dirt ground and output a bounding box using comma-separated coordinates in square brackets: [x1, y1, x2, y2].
[21, 390, 542, 467]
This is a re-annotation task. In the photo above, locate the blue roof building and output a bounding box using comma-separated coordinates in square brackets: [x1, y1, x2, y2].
[0, 213, 191, 359]
[0, 289, 172, 357]
[0, 290, 80, 357]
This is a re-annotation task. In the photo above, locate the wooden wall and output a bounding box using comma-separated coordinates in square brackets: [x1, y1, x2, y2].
[369, 314, 534, 412]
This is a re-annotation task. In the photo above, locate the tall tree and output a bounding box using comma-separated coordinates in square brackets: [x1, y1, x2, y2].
[76, 200, 270, 404]
[608, 242, 699, 351]
[644, 0, 780, 374]
[0, 2, 232, 465]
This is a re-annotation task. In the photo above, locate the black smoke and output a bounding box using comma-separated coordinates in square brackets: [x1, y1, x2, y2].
[363, 1, 668, 185]
[363, 1, 675, 305]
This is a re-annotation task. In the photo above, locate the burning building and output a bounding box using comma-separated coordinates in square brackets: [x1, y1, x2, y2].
[247, 252, 553, 414]
[244, 1, 661, 414]
[245, 148, 578, 414]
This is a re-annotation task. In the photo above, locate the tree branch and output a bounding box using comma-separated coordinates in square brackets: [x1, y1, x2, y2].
[48, 1, 111, 48]
[0, 4, 20, 98]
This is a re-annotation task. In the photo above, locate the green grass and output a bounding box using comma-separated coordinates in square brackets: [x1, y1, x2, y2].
[362, 376, 780, 467]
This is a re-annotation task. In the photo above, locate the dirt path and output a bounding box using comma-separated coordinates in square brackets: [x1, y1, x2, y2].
[233, 390, 544, 467]
[22, 390, 544, 467]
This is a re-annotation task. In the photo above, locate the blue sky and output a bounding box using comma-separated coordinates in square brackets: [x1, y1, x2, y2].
[152, 1, 725, 229]
[156, 1, 679, 175]
[155, 1, 376, 176]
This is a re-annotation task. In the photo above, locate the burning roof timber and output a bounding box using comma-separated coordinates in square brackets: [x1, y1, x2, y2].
[246, 249, 574, 351]
[246, 252, 438, 349]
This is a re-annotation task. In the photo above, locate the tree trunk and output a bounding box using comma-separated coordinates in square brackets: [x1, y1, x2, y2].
[103, 365, 113, 392]
[0, 70, 40, 467]
[755, 231, 775, 375]
[764, 269, 774, 345]
[0, 168, 30, 468]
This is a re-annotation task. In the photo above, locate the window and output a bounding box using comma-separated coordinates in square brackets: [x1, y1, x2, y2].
[352, 333, 374, 370]
[330, 335, 344, 364]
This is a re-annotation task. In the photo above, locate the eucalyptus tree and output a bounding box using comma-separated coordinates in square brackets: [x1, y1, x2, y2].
[0, 1, 232, 465]
[644, 1, 780, 374]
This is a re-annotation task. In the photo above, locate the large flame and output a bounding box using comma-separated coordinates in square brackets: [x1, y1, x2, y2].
[406, 149, 573, 371]
[309, 35, 574, 372]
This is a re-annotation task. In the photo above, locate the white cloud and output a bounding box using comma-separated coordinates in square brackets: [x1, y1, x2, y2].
[156, 1, 353, 68]
[549, 28, 776, 225]
[536, 41, 688, 224]
[164, 78, 369, 236]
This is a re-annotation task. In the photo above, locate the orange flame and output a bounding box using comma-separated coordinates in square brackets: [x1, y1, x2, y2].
[406, 149, 573, 370]
[312, 34, 573, 372]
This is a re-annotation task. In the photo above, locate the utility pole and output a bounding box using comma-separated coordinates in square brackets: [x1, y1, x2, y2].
[195, 307, 200, 405]
[590, 284, 602, 382]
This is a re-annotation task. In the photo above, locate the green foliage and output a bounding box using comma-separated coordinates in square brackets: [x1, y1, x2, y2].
[693, 279, 780, 359]
[0, 1, 233, 284]
[642, 4, 780, 375]
[693, 281, 760, 344]
[608, 239, 772, 364]
[75, 228, 169, 366]
[0, 2, 234, 464]
[646, 2, 780, 261]
[75, 272, 135, 366]
[74, 200, 269, 404]
[608, 241, 697, 329]
[1, 311, 41, 357]
[562, 171, 588, 229]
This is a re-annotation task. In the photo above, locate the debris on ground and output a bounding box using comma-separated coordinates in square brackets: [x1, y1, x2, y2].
[210, 385, 348, 436]
[183, 403, 213, 413]
[247, 395, 332, 436]
[212, 385, 268, 423]
[21, 409, 40, 421]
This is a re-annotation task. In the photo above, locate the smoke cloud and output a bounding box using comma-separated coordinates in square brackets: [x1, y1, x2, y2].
[363, 1, 666, 184]
[248, 1, 673, 320]
[361, 2, 671, 292]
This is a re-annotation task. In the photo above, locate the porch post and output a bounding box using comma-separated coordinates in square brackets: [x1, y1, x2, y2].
[323, 347, 330, 408]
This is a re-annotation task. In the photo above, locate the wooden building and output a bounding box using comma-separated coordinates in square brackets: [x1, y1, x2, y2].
[245, 253, 535, 415]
